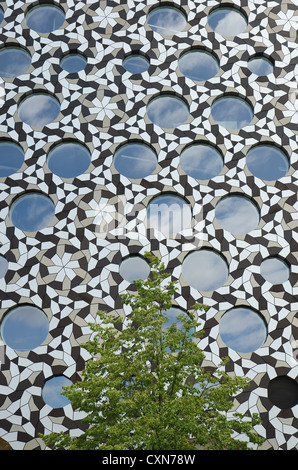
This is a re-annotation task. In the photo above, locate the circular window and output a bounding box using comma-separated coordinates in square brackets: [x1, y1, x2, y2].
[178, 49, 219, 82]
[246, 144, 289, 181]
[1, 305, 49, 351]
[182, 249, 228, 292]
[247, 56, 274, 76]
[0, 256, 8, 278]
[123, 54, 149, 74]
[147, 94, 189, 129]
[10, 192, 55, 232]
[147, 194, 192, 237]
[0, 141, 25, 177]
[119, 256, 150, 283]
[0, 46, 31, 78]
[0, 7, 4, 25]
[26, 3, 66, 33]
[61, 52, 87, 73]
[42, 376, 72, 408]
[260, 257, 290, 284]
[47, 142, 91, 178]
[147, 6, 187, 36]
[211, 95, 253, 130]
[114, 142, 157, 179]
[18, 93, 60, 127]
[268, 376, 298, 409]
[208, 6, 248, 37]
[180, 143, 223, 180]
[215, 195, 260, 235]
[219, 307, 267, 353]
[163, 307, 194, 351]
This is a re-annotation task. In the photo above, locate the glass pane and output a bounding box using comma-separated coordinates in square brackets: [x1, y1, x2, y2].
[42, 376, 72, 408]
[10, 193, 55, 232]
[260, 257, 290, 284]
[0, 256, 8, 278]
[163, 307, 194, 351]
[123, 54, 149, 74]
[211, 95, 253, 130]
[180, 143, 223, 179]
[0, 7, 4, 25]
[147, 194, 192, 237]
[178, 49, 219, 81]
[119, 256, 150, 283]
[114, 142, 157, 179]
[215, 195, 259, 235]
[208, 7, 248, 37]
[182, 249, 228, 291]
[0, 47, 31, 78]
[246, 145, 289, 181]
[48, 142, 91, 178]
[247, 56, 274, 76]
[268, 376, 298, 409]
[219, 307, 267, 353]
[147, 94, 189, 128]
[1, 305, 49, 351]
[0, 141, 25, 177]
[147, 6, 187, 36]
[61, 53, 87, 73]
[18, 93, 60, 127]
[26, 4, 66, 33]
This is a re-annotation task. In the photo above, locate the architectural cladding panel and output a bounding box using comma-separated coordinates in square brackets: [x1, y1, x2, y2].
[0, 0, 297, 450]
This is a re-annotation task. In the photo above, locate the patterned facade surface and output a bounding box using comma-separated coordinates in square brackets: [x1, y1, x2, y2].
[0, 0, 297, 450]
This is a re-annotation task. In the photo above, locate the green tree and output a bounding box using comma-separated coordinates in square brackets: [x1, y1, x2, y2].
[42, 253, 264, 450]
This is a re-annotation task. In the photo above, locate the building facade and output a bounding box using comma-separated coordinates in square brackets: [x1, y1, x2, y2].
[0, 0, 298, 450]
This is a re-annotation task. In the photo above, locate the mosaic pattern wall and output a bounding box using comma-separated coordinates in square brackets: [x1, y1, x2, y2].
[0, 0, 298, 450]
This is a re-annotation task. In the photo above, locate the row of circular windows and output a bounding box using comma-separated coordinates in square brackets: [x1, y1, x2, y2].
[0, 137, 290, 182]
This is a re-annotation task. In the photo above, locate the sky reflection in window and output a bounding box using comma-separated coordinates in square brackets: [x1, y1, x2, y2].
[18, 93, 60, 127]
[48, 142, 91, 178]
[0, 47, 31, 78]
[182, 249, 228, 292]
[208, 7, 248, 37]
[246, 145, 289, 181]
[114, 142, 157, 179]
[178, 49, 219, 82]
[211, 95, 253, 130]
[61, 53, 87, 73]
[247, 56, 274, 76]
[147, 94, 189, 128]
[219, 307, 267, 353]
[123, 54, 149, 74]
[42, 376, 72, 408]
[0, 7, 4, 25]
[215, 195, 259, 235]
[119, 256, 150, 283]
[147, 194, 192, 237]
[10, 193, 55, 232]
[26, 4, 66, 33]
[260, 257, 290, 284]
[0, 256, 8, 278]
[180, 143, 223, 179]
[147, 6, 187, 36]
[0, 141, 25, 177]
[1, 305, 49, 351]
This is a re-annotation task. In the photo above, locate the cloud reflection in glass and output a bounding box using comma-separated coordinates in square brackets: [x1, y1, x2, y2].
[48, 142, 91, 178]
[0, 141, 25, 177]
[147, 194, 192, 238]
[18, 93, 61, 127]
[208, 7, 248, 37]
[180, 143, 223, 180]
[260, 257, 290, 284]
[147, 6, 187, 36]
[178, 49, 219, 82]
[61, 52, 87, 73]
[123, 54, 149, 74]
[182, 249, 229, 292]
[147, 94, 189, 129]
[10, 193, 55, 232]
[247, 56, 274, 76]
[215, 195, 260, 235]
[0, 46, 31, 78]
[26, 3, 66, 33]
[42, 376, 72, 408]
[114, 142, 157, 179]
[119, 256, 150, 283]
[211, 95, 253, 130]
[246, 144, 289, 181]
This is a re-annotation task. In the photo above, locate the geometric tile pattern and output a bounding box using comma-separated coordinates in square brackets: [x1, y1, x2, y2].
[0, 0, 297, 449]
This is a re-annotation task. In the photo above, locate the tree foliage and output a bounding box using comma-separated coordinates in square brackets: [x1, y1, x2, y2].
[42, 253, 264, 450]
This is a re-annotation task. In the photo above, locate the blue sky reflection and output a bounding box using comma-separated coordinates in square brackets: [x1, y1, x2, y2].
[61, 53, 87, 73]
[260, 257, 290, 284]
[211, 96, 253, 129]
[178, 50, 219, 82]
[0, 47, 31, 78]
[147, 7, 187, 36]
[114, 142, 157, 179]
[48, 142, 91, 178]
[147, 194, 191, 237]
[147, 95, 189, 128]
[246, 145, 289, 180]
[0, 141, 24, 177]
[10, 193, 55, 232]
[42, 376, 72, 408]
[208, 8, 248, 37]
[182, 249, 228, 291]
[247, 56, 274, 76]
[18, 93, 60, 127]
[119, 256, 150, 283]
[215, 195, 259, 235]
[180, 143, 223, 179]
[123, 54, 149, 74]
[26, 4, 65, 34]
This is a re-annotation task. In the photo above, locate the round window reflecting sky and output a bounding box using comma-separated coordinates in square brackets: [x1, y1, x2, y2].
[208, 7, 248, 37]
[147, 6, 187, 36]
[147, 94, 189, 129]
[42, 376, 72, 408]
[18, 93, 60, 127]
[26, 4, 66, 33]
[114, 142, 157, 179]
[123, 54, 149, 74]
[182, 249, 229, 292]
[215, 195, 260, 235]
[0, 256, 8, 279]
[48, 142, 91, 178]
[246, 145, 289, 181]
[10, 193, 55, 232]
[211, 95, 253, 130]
[1, 305, 49, 351]
[180, 143, 223, 180]
[0, 141, 25, 177]
[0, 7, 4, 25]
[147, 194, 192, 237]
[178, 49, 219, 82]
[119, 256, 150, 283]
[260, 257, 290, 284]
[247, 56, 274, 76]
[219, 307, 267, 353]
[0, 47, 31, 78]
[61, 53, 87, 73]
